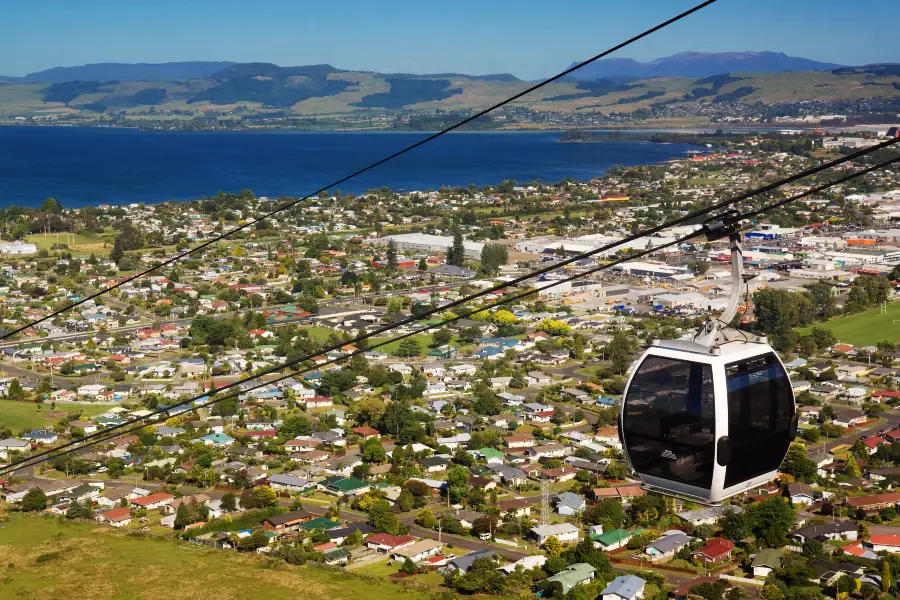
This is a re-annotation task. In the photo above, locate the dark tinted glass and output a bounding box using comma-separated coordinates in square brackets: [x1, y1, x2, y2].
[623, 356, 715, 490]
[724, 353, 794, 488]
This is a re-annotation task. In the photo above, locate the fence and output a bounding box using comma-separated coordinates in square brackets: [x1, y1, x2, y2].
[611, 557, 698, 575]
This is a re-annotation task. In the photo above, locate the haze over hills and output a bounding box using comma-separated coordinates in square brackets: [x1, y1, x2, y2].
[566, 51, 844, 80]
[8, 61, 237, 84]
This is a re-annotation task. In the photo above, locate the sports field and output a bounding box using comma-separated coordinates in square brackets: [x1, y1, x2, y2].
[0, 400, 109, 434]
[796, 301, 900, 346]
[0, 515, 432, 600]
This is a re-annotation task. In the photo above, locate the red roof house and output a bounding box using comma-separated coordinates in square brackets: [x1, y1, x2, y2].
[693, 538, 734, 563]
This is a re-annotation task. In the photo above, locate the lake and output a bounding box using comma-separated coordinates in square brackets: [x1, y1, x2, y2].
[0, 127, 696, 208]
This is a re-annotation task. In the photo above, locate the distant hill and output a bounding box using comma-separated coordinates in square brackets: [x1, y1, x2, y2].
[567, 51, 843, 80]
[2, 58, 897, 119]
[19, 61, 236, 83]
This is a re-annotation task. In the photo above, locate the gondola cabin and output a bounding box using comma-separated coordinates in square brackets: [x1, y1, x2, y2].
[620, 340, 796, 504]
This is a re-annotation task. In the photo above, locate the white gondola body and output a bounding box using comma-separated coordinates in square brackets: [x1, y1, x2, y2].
[619, 341, 796, 504]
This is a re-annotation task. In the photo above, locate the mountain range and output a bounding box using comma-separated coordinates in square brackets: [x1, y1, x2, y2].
[0, 53, 897, 119]
[566, 51, 843, 80]
[2, 52, 849, 84]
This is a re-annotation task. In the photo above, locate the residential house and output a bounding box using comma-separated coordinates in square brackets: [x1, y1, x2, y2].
[267, 474, 316, 493]
[693, 538, 734, 564]
[676, 505, 742, 527]
[391, 539, 443, 563]
[131, 492, 174, 510]
[787, 482, 816, 506]
[95, 507, 133, 527]
[554, 492, 587, 516]
[751, 549, 783, 577]
[446, 550, 501, 574]
[593, 528, 645, 551]
[601, 575, 646, 600]
[531, 523, 580, 545]
[645, 531, 692, 562]
[544, 563, 596, 595]
[366, 533, 417, 554]
[790, 521, 858, 543]
[847, 492, 900, 514]
[498, 499, 531, 517]
[832, 409, 866, 428]
[867, 534, 900, 553]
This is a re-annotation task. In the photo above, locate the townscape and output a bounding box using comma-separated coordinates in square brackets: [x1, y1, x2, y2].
[0, 123, 900, 600]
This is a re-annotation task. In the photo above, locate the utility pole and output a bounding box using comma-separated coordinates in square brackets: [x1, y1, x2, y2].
[540, 476, 550, 527]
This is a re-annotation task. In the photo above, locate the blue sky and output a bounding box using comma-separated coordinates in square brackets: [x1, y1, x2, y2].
[3, 0, 898, 80]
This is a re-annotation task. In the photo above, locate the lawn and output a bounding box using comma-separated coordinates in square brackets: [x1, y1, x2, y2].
[23, 232, 106, 252]
[0, 515, 433, 600]
[0, 401, 109, 434]
[369, 333, 436, 358]
[796, 302, 900, 346]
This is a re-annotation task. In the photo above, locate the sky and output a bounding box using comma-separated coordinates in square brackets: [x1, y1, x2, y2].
[2, 0, 898, 80]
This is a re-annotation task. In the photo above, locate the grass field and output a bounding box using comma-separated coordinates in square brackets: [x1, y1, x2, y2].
[21, 232, 115, 257]
[0, 400, 109, 433]
[0, 515, 433, 600]
[796, 301, 900, 346]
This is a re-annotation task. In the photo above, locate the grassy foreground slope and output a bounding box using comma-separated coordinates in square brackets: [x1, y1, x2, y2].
[0, 516, 430, 600]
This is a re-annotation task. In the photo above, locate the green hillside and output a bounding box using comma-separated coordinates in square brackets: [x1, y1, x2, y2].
[1, 62, 899, 120]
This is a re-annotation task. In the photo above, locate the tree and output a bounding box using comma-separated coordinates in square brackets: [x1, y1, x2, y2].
[6, 378, 25, 400]
[810, 327, 836, 350]
[748, 497, 795, 547]
[361, 437, 387, 463]
[40, 197, 63, 213]
[386, 239, 399, 270]
[21, 488, 47, 512]
[432, 328, 454, 347]
[606, 331, 634, 375]
[690, 581, 727, 600]
[780, 442, 817, 481]
[720, 507, 751, 542]
[397, 489, 415, 512]
[447, 465, 470, 503]
[66, 498, 89, 519]
[107, 457, 126, 479]
[344, 528, 364, 548]
[418, 258, 428, 272]
[368, 499, 403, 535]
[761, 585, 785, 600]
[402, 557, 418, 574]
[480, 243, 509, 275]
[221, 492, 237, 512]
[582, 499, 626, 528]
[396, 338, 421, 358]
[543, 536, 563, 557]
[253, 486, 278, 508]
[174, 501, 192, 529]
[416, 508, 438, 529]
[537, 319, 571, 336]
[448, 226, 466, 267]
[846, 455, 862, 478]
[883, 560, 891, 594]
[798, 336, 818, 357]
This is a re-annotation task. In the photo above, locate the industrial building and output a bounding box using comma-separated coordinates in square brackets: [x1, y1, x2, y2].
[611, 261, 691, 280]
[368, 233, 484, 258]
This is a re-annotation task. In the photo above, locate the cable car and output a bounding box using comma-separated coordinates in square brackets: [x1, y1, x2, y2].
[619, 217, 797, 504]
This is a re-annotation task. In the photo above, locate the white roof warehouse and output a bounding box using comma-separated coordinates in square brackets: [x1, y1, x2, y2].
[369, 233, 484, 258]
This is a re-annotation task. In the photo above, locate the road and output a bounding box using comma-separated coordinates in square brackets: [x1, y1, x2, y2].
[808, 410, 900, 457]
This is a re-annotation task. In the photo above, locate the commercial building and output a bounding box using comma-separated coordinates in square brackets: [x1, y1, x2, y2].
[369, 233, 484, 258]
